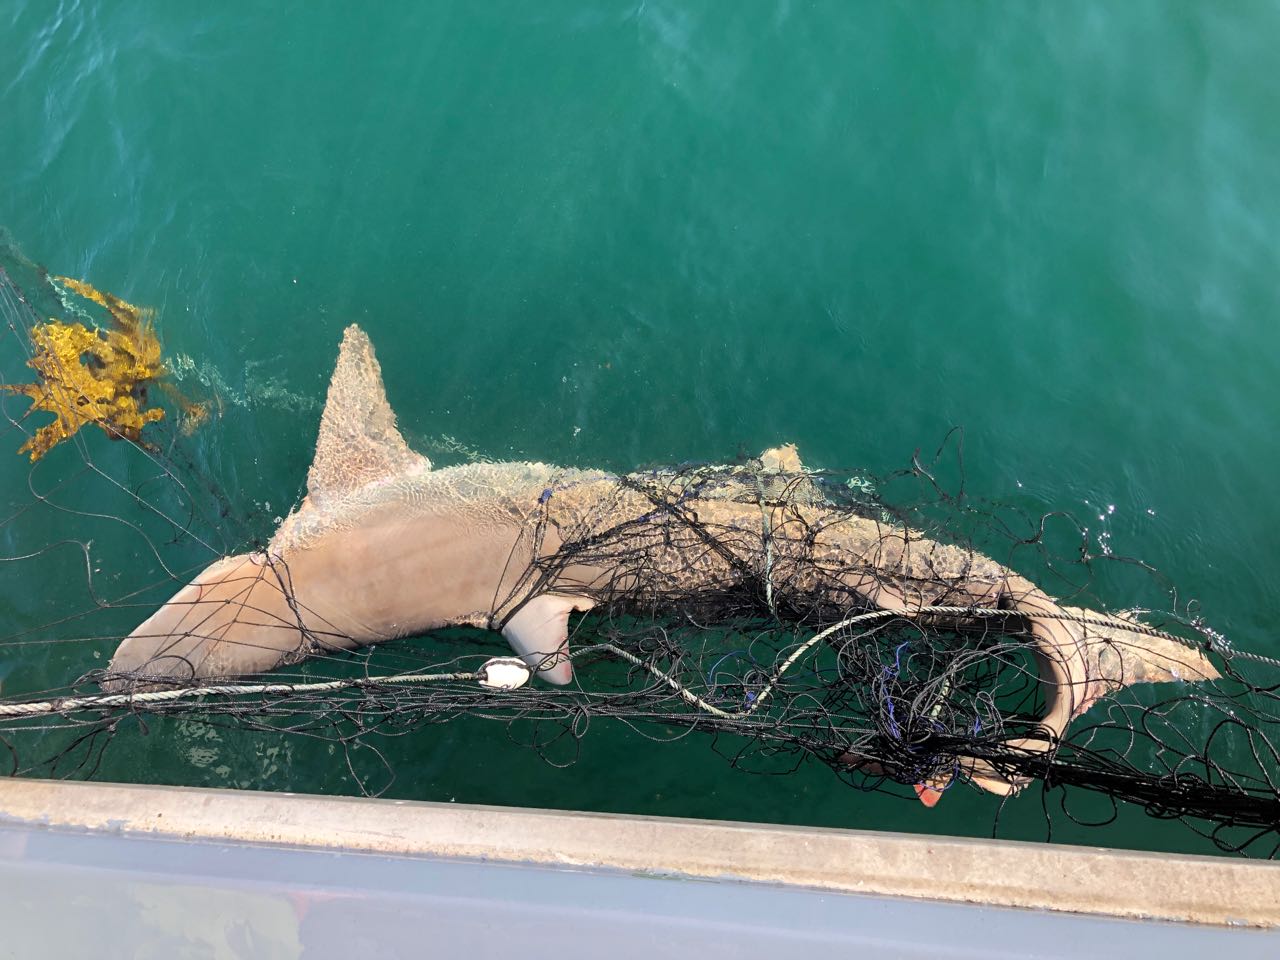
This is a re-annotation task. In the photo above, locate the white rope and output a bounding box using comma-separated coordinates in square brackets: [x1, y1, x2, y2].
[0, 670, 476, 718]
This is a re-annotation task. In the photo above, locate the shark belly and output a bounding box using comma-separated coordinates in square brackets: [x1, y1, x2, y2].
[106, 503, 540, 687]
[283, 506, 537, 642]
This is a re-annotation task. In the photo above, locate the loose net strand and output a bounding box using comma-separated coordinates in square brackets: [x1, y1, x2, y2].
[2, 257, 1280, 857]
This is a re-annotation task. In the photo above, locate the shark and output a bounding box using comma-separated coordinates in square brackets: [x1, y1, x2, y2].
[106, 325, 1219, 800]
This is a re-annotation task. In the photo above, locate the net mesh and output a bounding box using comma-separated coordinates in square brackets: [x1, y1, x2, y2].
[2, 253, 1278, 858]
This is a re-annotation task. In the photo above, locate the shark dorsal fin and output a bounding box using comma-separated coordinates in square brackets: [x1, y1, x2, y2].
[759, 443, 805, 473]
[307, 324, 430, 505]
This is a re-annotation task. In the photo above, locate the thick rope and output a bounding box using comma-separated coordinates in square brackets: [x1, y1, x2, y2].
[0, 670, 476, 718]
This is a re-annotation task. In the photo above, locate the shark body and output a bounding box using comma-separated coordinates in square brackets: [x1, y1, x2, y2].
[108, 325, 1218, 797]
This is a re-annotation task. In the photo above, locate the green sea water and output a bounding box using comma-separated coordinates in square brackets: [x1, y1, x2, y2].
[2, 2, 1279, 856]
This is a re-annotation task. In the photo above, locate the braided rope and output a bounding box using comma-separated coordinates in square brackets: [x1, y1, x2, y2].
[0, 670, 476, 718]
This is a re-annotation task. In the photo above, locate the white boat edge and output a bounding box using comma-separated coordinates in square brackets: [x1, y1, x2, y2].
[0, 776, 1276, 929]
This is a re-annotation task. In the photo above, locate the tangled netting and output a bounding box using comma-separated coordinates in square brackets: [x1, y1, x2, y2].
[2, 257, 1279, 858]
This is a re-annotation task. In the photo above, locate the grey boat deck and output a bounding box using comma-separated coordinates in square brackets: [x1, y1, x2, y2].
[0, 780, 1275, 957]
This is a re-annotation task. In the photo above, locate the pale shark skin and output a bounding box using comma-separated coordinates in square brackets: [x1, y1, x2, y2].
[107, 325, 1219, 797]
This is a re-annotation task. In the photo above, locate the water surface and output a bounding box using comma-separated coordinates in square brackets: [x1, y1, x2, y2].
[2, 2, 1279, 855]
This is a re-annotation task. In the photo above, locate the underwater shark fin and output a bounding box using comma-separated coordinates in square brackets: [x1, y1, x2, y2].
[760, 443, 804, 473]
[307, 324, 431, 505]
[502, 594, 596, 686]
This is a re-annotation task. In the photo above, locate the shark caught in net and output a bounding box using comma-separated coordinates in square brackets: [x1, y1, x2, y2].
[1, 263, 1278, 856]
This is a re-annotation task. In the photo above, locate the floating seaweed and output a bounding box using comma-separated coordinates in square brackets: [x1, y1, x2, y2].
[0, 276, 167, 460]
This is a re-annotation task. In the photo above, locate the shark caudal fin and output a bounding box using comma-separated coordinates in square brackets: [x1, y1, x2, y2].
[1067, 606, 1220, 718]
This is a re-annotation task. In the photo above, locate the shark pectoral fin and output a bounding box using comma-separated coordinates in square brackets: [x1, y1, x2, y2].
[501, 594, 595, 686]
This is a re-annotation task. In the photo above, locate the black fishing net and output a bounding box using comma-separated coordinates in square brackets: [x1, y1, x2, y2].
[2, 254, 1278, 858]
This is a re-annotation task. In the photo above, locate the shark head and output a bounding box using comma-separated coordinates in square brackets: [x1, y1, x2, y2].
[106, 325, 594, 690]
[105, 324, 418, 687]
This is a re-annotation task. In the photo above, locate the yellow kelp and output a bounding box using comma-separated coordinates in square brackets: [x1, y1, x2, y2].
[0, 277, 166, 461]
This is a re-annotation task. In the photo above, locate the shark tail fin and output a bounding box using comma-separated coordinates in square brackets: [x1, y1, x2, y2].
[1071, 607, 1220, 717]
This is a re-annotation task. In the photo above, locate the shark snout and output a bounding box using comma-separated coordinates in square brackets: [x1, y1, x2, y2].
[104, 553, 314, 690]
